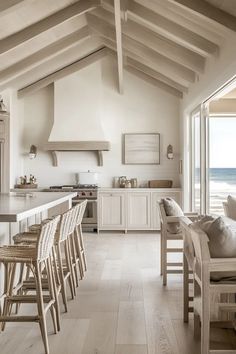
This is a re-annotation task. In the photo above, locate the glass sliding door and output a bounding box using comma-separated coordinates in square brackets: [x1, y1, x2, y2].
[191, 108, 201, 213]
[208, 116, 236, 215]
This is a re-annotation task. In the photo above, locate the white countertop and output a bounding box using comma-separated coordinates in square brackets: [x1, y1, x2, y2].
[0, 192, 77, 222]
[98, 188, 182, 191]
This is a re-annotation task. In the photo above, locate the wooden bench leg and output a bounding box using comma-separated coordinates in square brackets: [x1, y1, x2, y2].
[183, 254, 189, 323]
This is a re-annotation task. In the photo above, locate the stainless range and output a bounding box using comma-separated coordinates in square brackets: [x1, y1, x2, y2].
[49, 185, 98, 232]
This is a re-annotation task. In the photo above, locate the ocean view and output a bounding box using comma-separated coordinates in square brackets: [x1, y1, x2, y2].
[194, 168, 236, 214]
[209, 168, 236, 214]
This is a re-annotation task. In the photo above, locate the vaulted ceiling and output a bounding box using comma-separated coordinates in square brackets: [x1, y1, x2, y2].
[0, 0, 236, 99]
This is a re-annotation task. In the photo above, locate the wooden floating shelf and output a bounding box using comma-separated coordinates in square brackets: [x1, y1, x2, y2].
[43, 141, 110, 167]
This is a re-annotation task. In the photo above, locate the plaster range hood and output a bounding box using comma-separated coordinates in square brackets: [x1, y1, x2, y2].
[43, 140, 110, 167]
[43, 74, 110, 166]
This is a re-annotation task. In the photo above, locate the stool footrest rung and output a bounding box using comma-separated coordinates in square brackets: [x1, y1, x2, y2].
[0, 315, 39, 322]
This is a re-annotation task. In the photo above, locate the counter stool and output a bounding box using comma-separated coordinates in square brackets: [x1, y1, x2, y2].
[0, 216, 60, 354]
[13, 208, 77, 313]
[73, 200, 87, 279]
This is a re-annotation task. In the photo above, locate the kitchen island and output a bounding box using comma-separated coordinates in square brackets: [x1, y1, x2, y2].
[0, 192, 77, 243]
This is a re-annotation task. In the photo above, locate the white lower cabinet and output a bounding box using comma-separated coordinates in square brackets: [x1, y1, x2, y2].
[127, 192, 151, 229]
[98, 192, 125, 230]
[98, 189, 182, 232]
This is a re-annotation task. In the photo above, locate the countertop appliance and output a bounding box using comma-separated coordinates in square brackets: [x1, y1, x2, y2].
[49, 184, 98, 232]
[78, 171, 99, 186]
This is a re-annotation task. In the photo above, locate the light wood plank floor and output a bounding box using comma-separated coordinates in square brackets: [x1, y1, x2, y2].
[1, 232, 236, 354]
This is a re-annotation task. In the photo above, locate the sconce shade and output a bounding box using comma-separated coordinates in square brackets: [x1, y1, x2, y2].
[29, 145, 37, 159]
[167, 144, 174, 159]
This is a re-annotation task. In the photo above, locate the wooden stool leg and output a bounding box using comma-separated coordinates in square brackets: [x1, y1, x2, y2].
[35, 262, 50, 354]
[65, 240, 76, 298]
[57, 244, 68, 312]
[160, 225, 164, 276]
[183, 254, 189, 323]
[194, 279, 201, 340]
[52, 247, 61, 331]
[75, 228, 84, 279]
[70, 235, 79, 287]
[163, 233, 167, 286]
[46, 258, 57, 334]
[79, 224, 87, 272]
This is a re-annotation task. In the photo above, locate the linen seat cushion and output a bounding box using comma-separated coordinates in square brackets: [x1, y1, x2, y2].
[162, 197, 184, 234]
[192, 215, 236, 281]
[226, 195, 236, 220]
[196, 215, 236, 258]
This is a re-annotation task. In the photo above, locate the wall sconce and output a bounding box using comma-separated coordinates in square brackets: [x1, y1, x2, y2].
[29, 145, 37, 159]
[167, 144, 174, 159]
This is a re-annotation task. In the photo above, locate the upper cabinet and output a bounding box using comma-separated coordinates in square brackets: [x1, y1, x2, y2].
[98, 189, 182, 233]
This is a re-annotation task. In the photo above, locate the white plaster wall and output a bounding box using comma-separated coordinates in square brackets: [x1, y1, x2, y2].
[23, 56, 180, 188]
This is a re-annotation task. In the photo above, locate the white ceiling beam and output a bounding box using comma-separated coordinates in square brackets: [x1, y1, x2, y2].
[125, 65, 183, 98]
[17, 46, 107, 98]
[107, 46, 188, 94]
[91, 7, 205, 73]
[114, 0, 124, 94]
[0, 0, 32, 15]
[87, 14, 195, 84]
[0, 26, 90, 86]
[0, 0, 100, 55]
[104, 37, 188, 92]
[126, 57, 188, 94]
[168, 0, 236, 32]
[127, 0, 219, 57]
[209, 99, 236, 115]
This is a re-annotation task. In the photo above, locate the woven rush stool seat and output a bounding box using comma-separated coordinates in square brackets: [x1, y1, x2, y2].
[0, 216, 60, 354]
[13, 232, 39, 244]
[0, 245, 37, 262]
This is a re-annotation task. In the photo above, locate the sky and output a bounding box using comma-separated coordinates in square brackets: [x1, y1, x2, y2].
[209, 117, 236, 168]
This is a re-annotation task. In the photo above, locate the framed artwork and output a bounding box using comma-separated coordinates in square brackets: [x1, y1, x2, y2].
[123, 133, 160, 164]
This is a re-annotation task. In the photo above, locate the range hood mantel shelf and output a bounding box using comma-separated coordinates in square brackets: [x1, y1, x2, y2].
[43, 141, 110, 167]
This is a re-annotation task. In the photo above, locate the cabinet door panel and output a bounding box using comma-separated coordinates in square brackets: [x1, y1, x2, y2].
[99, 193, 125, 229]
[152, 192, 182, 230]
[127, 192, 151, 229]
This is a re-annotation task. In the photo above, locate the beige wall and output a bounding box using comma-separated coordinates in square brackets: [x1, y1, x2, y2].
[22, 56, 181, 188]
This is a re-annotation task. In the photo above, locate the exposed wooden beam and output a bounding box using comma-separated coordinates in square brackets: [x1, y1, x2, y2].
[0, 26, 90, 85]
[87, 14, 195, 84]
[168, 0, 236, 32]
[125, 65, 183, 98]
[91, 7, 205, 73]
[209, 99, 236, 115]
[18, 46, 107, 98]
[114, 0, 123, 93]
[0, 0, 30, 14]
[107, 46, 188, 94]
[127, 0, 219, 57]
[126, 57, 188, 93]
[103, 37, 191, 88]
[0, 0, 100, 55]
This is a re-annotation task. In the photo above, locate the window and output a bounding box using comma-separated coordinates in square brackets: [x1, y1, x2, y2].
[191, 109, 201, 213]
[208, 116, 236, 215]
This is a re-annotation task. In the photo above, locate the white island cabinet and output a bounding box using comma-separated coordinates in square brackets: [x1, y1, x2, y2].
[98, 188, 182, 233]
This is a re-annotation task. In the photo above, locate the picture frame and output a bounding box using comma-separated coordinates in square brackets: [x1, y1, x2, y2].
[123, 133, 160, 165]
